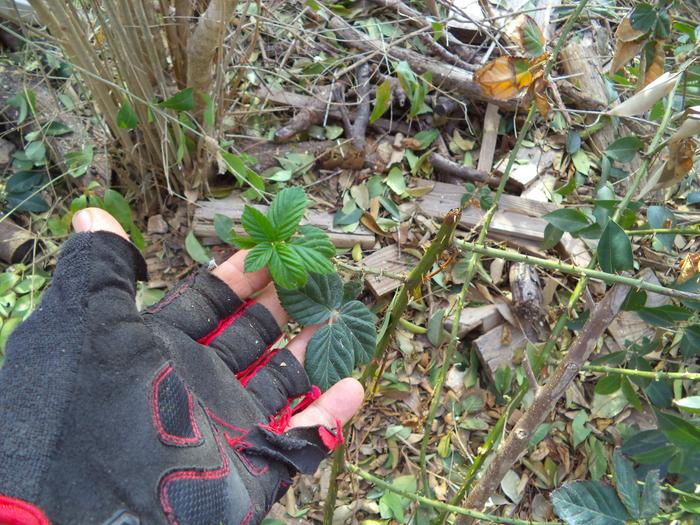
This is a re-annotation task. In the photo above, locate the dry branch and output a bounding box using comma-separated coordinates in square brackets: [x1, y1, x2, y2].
[455, 283, 631, 521]
[0, 218, 34, 264]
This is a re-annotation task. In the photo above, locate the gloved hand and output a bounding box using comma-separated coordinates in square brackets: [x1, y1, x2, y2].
[0, 208, 363, 525]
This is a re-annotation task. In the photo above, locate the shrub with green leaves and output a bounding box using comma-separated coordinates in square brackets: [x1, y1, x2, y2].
[277, 272, 376, 390]
[233, 187, 336, 289]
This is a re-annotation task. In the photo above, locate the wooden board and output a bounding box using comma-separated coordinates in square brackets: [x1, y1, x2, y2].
[416, 181, 550, 242]
[473, 324, 527, 381]
[493, 146, 558, 189]
[358, 244, 416, 297]
[193, 194, 376, 249]
[444, 304, 504, 337]
[477, 103, 500, 173]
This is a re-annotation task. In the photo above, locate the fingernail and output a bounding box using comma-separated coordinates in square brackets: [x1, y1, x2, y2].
[72, 209, 93, 232]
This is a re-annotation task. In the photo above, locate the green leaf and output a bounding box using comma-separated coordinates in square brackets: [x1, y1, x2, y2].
[304, 322, 354, 390]
[117, 99, 138, 129]
[14, 275, 46, 295]
[370, 78, 392, 124]
[552, 481, 630, 525]
[544, 209, 591, 233]
[675, 396, 700, 415]
[103, 189, 132, 230]
[413, 129, 440, 149]
[647, 205, 675, 251]
[595, 375, 621, 395]
[520, 16, 545, 57]
[542, 223, 564, 250]
[338, 300, 376, 363]
[289, 239, 335, 274]
[621, 377, 642, 411]
[241, 205, 277, 243]
[159, 88, 194, 111]
[639, 470, 661, 518]
[0, 273, 20, 296]
[277, 271, 343, 325]
[571, 149, 591, 175]
[25, 141, 45, 163]
[622, 429, 674, 464]
[572, 411, 591, 448]
[269, 244, 307, 289]
[655, 409, 700, 449]
[244, 242, 273, 272]
[214, 214, 235, 245]
[598, 220, 634, 273]
[567, 131, 581, 154]
[605, 136, 644, 163]
[0, 317, 22, 353]
[268, 187, 308, 241]
[630, 2, 656, 33]
[185, 231, 210, 264]
[612, 450, 640, 518]
[637, 305, 692, 328]
[680, 325, 700, 358]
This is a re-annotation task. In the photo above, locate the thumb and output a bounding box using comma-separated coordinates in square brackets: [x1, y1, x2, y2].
[72, 208, 129, 239]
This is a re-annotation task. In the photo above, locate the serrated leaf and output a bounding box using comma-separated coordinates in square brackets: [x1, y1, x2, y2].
[544, 209, 592, 233]
[214, 214, 235, 244]
[338, 300, 376, 363]
[305, 323, 354, 390]
[552, 481, 630, 525]
[233, 236, 258, 249]
[244, 243, 273, 272]
[370, 78, 392, 124]
[572, 412, 591, 448]
[241, 205, 277, 243]
[630, 2, 656, 33]
[290, 225, 336, 274]
[640, 470, 661, 518]
[269, 244, 307, 289]
[159, 87, 194, 111]
[277, 271, 342, 325]
[268, 187, 308, 241]
[185, 231, 210, 264]
[605, 136, 644, 162]
[598, 220, 634, 273]
[613, 450, 640, 518]
[637, 305, 692, 327]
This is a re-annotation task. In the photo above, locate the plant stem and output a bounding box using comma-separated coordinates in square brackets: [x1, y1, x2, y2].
[584, 365, 700, 381]
[322, 209, 461, 525]
[455, 240, 700, 302]
[346, 463, 562, 525]
[359, 208, 462, 389]
[625, 228, 700, 236]
[335, 259, 407, 282]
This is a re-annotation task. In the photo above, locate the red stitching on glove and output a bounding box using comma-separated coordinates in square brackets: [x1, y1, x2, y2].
[151, 364, 202, 445]
[318, 418, 344, 451]
[207, 410, 269, 476]
[260, 387, 322, 434]
[197, 299, 256, 346]
[235, 344, 281, 388]
[0, 495, 50, 525]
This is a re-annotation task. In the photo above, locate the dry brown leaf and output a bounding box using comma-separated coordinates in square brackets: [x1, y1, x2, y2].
[609, 71, 680, 117]
[400, 137, 423, 150]
[501, 324, 512, 345]
[669, 105, 700, 142]
[610, 15, 647, 74]
[360, 212, 391, 237]
[641, 39, 666, 87]
[678, 253, 700, 285]
[505, 14, 546, 57]
[656, 138, 696, 189]
[475, 56, 535, 100]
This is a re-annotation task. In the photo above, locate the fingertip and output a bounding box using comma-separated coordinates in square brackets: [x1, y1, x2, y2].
[255, 283, 288, 328]
[289, 377, 364, 429]
[212, 250, 271, 299]
[72, 208, 129, 240]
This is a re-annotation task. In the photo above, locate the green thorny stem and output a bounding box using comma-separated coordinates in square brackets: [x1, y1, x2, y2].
[454, 240, 700, 302]
[347, 463, 563, 525]
[584, 365, 700, 381]
[321, 209, 461, 525]
[445, 42, 687, 525]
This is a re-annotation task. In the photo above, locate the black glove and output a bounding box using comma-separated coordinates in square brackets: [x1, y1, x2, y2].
[0, 231, 342, 525]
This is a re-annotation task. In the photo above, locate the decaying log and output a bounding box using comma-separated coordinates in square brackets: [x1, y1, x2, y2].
[509, 262, 548, 342]
[429, 153, 511, 190]
[0, 217, 35, 264]
[457, 283, 631, 522]
[274, 85, 334, 143]
[192, 194, 375, 249]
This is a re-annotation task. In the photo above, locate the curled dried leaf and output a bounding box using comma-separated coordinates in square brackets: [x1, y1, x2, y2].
[669, 106, 700, 142]
[609, 14, 648, 74]
[656, 138, 696, 189]
[506, 14, 546, 58]
[475, 56, 535, 100]
[678, 253, 700, 285]
[609, 71, 680, 117]
[640, 39, 665, 87]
